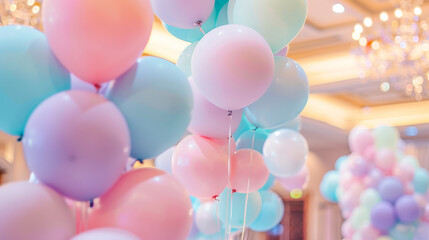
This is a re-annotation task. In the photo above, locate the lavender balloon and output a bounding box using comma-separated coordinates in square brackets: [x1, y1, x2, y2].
[395, 195, 420, 223]
[378, 177, 404, 203]
[23, 91, 131, 201]
[370, 201, 396, 231]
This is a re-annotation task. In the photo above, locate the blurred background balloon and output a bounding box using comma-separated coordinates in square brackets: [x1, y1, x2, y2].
[348, 126, 374, 155]
[0, 25, 70, 136]
[23, 91, 130, 201]
[245, 57, 309, 129]
[236, 130, 269, 153]
[187, 78, 242, 139]
[192, 24, 274, 110]
[154, 146, 175, 173]
[0, 182, 75, 240]
[150, 0, 214, 29]
[278, 165, 309, 191]
[89, 168, 192, 240]
[229, 149, 269, 193]
[43, 0, 153, 84]
[172, 135, 228, 198]
[374, 125, 400, 150]
[229, 0, 307, 53]
[378, 177, 404, 203]
[263, 129, 308, 177]
[71, 228, 140, 240]
[163, 9, 216, 42]
[395, 195, 420, 223]
[320, 170, 340, 202]
[219, 188, 262, 227]
[107, 57, 193, 160]
[250, 190, 285, 232]
[176, 42, 198, 77]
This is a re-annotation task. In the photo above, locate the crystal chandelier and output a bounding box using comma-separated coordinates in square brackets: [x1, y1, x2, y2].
[352, 0, 429, 101]
[0, 0, 42, 29]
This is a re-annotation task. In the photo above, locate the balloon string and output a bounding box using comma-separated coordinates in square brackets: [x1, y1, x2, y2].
[227, 111, 234, 239]
[194, 21, 206, 35]
[240, 128, 257, 240]
[228, 189, 235, 239]
[224, 110, 233, 240]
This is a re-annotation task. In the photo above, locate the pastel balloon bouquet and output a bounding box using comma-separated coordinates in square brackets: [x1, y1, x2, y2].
[0, 0, 310, 239]
[320, 125, 429, 240]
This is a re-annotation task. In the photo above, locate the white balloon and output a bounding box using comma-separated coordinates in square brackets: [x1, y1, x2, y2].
[263, 129, 308, 177]
[155, 146, 175, 173]
[195, 201, 219, 235]
[71, 228, 140, 240]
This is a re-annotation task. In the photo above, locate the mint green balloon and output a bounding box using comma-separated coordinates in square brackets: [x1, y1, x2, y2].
[401, 155, 420, 168]
[176, 42, 198, 77]
[229, 0, 307, 53]
[350, 206, 370, 229]
[163, 10, 216, 43]
[374, 125, 399, 150]
[414, 168, 429, 194]
[360, 189, 381, 208]
[0, 25, 70, 136]
[219, 188, 262, 228]
[215, 4, 229, 27]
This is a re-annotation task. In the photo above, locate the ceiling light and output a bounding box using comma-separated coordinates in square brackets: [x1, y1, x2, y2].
[414, 7, 422, 16]
[364, 17, 373, 27]
[352, 32, 361, 40]
[395, 8, 403, 18]
[405, 126, 418, 136]
[354, 24, 363, 33]
[359, 37, 367, 46]
[380, 12, 389, 22]
[332, 3, 345, 13]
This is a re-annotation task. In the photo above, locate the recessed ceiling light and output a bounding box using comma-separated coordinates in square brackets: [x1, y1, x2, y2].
[405, 126, 418, 136]
[332, 3, 345, 13]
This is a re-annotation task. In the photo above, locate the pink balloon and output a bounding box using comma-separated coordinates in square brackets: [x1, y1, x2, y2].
[275, 45, 289, 57]
[187, 78, 243, 139]
[363, 145, 376, 162]
[192, 24, 274, 110]
[278, 165, 309, 191]
[172, 135, 228, 198]
[42, 0, 153, 84]
[364, 168, 384, 188]
[360, 223, 380, 240]
[349, 154, 370, 177]
[375, 148, 397, 174]
[423, 204, 429, 222]
[88, 168, 192, 240]
[229, 149, 269, 193]
[23, 91, 130, 201]
[0, 182, 75, 240]
[151, 0, 214, 29]
[349, 126, 374, 155]
[341, 220, 355, 238]
[393, 161, 415, 183]
[72, 228, 140, 240]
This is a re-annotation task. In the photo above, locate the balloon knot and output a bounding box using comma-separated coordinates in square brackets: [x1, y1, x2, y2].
[136, 159, 144, 164]
[89, 199, 94, 208]
[194, 20, 202, 27]
[232, 189, 237, 193]
[252, 127, 258, 132]
[213, 195, 219, 201]
[227, 110, 232, 116]
[93, 84, 102, 92]
[17, 135, 23, 142]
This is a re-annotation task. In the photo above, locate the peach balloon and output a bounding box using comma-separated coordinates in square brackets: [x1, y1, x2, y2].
[172, 135, 228, 198]
[42, 0, 153, 84]
[88, 168, 192, 240]
[229, 149, 269, 193]
[187, 78, 243, 139]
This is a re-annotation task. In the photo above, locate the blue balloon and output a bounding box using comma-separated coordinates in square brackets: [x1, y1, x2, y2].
[389, 223, 415, 240]
[191, 196, 201, 211]
[245, 57, 309, 129]
[414, 168, 429, 194]
[107, 57, 193, 160]
[0, 25, 70, 136]
[236, 130, 269, 153]
[259, 174, 276, 191]
[250, 190, 284, 232]
[219, 188, 262, 228]
[269, 116, 302, 132]
[320, 171, 340, 202]
[163, 10, 216, 43]
[335, 156, 348, 170]
[232, 113, 254, 140]
[215, 4, 229, 27]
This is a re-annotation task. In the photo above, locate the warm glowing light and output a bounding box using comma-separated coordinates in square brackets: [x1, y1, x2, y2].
[395, 8, 403, 18]
[359, 37, 367, 47]
[371, 41, 380, 50]
[364, 17, 373, 27]
[10, 4, 17, 11]
[414, 7, 422, 16]
[32, 5, 40, 14]
[354, 24, 363, 33]
[332, 3, 345, 13]
[380, 82, 390, 92]
[290, 189, 303, 199]
[27, 0, 35, 6]
[352, 32, 361, 41]
[380, 12, 389, 22]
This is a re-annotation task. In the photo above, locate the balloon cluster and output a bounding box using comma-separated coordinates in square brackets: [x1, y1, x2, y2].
[0, 0, 309, 239]
[320, 125, 429, 240]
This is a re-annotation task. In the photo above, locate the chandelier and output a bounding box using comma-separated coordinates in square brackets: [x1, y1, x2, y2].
[352, 0, 429, 101]
[0, 0, 42, 29]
